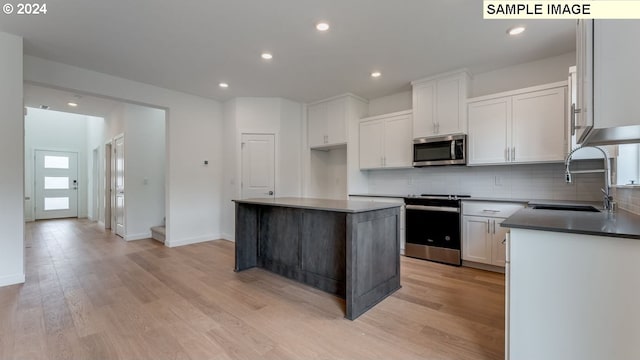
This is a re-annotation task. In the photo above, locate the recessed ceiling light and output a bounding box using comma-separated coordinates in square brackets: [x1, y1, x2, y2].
[219, 82, 229, 88]
[67, 102, 78, 107]
[371, 72, 382, 78]
[316, 22, 330, 31]
[507, 26, 526, 36]
[261, 52, 273, 60]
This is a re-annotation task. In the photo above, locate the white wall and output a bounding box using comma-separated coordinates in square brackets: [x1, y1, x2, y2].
[367, 91, 412, 117]
[24, 56, 223, 247]
[221, 97, 303, 240]
[24, 108, 89, 221]
[365, 52, 576, 115]
[86, 103, 165, 240]
[122, 104, 165, 240]
[0, 32, 24, 287]
[471, 52, 576, 98]
[86, 115, 106, 222]
[364, 161, 603, 201]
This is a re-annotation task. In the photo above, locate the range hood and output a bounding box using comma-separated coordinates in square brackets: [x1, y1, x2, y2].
[583, 125, 640, 146]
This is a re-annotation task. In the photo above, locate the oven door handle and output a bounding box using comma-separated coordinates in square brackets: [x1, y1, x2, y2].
[406, 205, 460, 213]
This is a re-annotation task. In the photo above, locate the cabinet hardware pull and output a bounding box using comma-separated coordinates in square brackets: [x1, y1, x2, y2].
[512, 147, 515, 161]
[482, 209, 500, 213]
[487, 219, 490, 233]
[505, 148, 508, 162]
[571, 103, 581, 136]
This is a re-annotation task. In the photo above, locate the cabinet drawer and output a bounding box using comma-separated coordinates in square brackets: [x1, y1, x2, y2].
[462, 201, 525, 218]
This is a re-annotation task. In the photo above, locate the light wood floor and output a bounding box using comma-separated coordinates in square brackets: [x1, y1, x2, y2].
[0, 219, 505, 360]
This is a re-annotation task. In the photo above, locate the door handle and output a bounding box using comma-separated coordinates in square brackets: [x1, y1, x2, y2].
[267, 191, 274, 196]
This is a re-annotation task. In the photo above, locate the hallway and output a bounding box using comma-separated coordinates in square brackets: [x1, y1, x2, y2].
[0, 219, 505, 360]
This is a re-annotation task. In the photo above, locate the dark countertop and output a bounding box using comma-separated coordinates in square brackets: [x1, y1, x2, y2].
[233, 197, 401, 213]
[501, 207, 640, 240]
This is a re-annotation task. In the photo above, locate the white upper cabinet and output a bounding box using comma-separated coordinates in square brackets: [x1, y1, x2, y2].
[468, 97, 511, 165]
[308, 102, 328, 148]
[307, 94, 366, 149]
[511, 87, 567, 163]
[467, 82, 567, 166]
[411, 71, 470, 139]
[359, 119, 385, 169]
[576, 20, 640, 145]
[359, 110, 412, 170]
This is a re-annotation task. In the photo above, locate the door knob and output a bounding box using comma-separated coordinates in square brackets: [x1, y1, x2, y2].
[268, 191, 274, 196]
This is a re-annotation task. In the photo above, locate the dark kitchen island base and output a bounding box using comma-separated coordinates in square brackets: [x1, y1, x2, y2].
[234, 197, 401, 320]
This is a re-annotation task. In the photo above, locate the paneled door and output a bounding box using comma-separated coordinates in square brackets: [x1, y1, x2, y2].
[241, 133, 275, 199]
[114, 135, 125, 238]
[34, 150, 78, 219]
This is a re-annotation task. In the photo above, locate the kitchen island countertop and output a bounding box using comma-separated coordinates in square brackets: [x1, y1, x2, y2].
[234, 197, 401, 213]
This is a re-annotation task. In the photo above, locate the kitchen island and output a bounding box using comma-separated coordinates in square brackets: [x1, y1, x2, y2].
[234, 197, 401, 320]
[502, 207, 640, 360]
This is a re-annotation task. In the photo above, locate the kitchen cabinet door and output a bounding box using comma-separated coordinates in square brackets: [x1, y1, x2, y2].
[383, 113, 412, 168]
[462, 216, 492, 264]
[412, 81, 436, 138]
[468, 97, 511, 165]
[359, 119, 385, 169]
[512, 87, 566, 163]
[308, 102, 328, 148]
[327, 97, 347, 145]
[511, 87, 567, 162]
[575, 19, 594, 143]
[436, 76, 465, 136]
[492, 218, 509, 267]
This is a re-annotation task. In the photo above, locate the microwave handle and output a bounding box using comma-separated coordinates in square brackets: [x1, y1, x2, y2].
[450, 140, 455, 159]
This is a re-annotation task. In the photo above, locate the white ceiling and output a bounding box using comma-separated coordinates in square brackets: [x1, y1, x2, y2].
[24, 83, 121, 118]
[1, 0, 575, 103]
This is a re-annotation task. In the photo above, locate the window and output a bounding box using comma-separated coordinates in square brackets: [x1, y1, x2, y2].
[616, 144, 640, 185]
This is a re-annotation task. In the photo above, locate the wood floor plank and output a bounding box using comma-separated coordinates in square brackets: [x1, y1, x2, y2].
[0, 218, 505, 360]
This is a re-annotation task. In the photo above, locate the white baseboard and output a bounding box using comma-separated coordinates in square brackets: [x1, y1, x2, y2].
[125, 232, 152, 241]
[221, 232, 235, 242]
[165, 233, 221, 248]
[0, 273, 25, 287]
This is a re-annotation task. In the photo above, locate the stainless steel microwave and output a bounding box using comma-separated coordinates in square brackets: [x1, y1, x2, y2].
[413, 135, 467, 167]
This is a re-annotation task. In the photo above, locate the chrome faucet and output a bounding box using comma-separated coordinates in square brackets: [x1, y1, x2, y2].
[565, 146, 613, 211]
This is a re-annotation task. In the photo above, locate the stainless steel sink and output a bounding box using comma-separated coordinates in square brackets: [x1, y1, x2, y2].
[530, 204, 601, 212]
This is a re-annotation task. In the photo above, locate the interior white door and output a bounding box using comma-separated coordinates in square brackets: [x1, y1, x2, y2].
[35, 150, 79, 220]
[241, 133, 275, 199]
[114, 135, 125, 238]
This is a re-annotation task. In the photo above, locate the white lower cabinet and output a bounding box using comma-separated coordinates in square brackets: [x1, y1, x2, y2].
[462, 201, 525, 267]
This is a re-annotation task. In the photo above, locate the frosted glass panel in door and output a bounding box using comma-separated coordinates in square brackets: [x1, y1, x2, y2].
[44, 155, 69, 169]
[44, 177, 69, 189]
[44, 197, 70, 210]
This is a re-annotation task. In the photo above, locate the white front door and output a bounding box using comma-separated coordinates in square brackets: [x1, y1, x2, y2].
[34, 150, 79, 220]
[114, 135, 125, 237]
[241, 134, 275, 199]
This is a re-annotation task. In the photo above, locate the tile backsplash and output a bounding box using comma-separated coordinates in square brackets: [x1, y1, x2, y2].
[366, 160, 605, 202]
[613, 187, 640, 214]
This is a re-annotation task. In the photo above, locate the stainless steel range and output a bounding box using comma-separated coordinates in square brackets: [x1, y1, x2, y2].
[404, 194, 470, 266]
